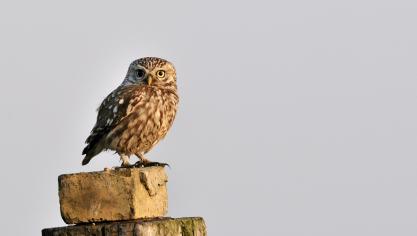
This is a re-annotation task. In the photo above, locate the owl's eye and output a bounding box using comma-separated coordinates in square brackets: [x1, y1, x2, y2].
[156, 70, 165, 78]
[136, 69, 145, 78]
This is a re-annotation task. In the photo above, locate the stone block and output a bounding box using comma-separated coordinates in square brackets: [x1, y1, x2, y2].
[42, 217, 207, 236]
[59, 166, 168, 224]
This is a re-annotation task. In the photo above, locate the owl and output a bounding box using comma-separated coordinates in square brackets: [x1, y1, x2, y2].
[82, 57, 179, 167]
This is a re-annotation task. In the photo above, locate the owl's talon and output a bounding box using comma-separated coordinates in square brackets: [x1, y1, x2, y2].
[117, 161, 134, 168]
[134, 161, 169, 168]
[133, 161, 145, 168]
[115, 165, 132, 170]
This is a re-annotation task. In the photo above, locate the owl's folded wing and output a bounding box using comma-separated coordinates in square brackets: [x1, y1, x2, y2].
[81, 85, 146, 164]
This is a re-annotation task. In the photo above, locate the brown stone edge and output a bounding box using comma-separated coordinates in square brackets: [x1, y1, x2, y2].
[42, 217, 206, 235]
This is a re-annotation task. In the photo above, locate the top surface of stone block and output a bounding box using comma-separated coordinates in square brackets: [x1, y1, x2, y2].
[59, 166, 168, 224]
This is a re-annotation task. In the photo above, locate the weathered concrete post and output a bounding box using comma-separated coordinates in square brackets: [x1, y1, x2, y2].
[42, 166, 207, 236]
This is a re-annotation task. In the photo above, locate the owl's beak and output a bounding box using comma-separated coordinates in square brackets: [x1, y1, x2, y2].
[147, 75, 153, 85]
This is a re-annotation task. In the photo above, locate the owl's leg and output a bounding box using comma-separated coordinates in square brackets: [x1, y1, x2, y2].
[120, 154, 131, 167]
[133, 153, 149, 167]
[137, 153, 150, 164]
[134, 153, 169, 167]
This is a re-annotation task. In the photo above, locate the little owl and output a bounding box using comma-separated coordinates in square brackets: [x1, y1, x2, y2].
[82, 57, 179, 167]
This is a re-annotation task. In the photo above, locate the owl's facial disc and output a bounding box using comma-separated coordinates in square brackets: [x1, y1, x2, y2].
[123, 58, 176, 87]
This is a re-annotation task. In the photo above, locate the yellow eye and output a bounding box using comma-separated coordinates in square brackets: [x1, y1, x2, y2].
[156, 70, 165, 78]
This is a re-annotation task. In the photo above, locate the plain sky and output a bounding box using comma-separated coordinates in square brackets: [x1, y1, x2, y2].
[0, 0, 416, 235]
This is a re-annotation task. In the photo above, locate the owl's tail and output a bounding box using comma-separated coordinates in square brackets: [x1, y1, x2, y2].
[82, 139, 105, 165]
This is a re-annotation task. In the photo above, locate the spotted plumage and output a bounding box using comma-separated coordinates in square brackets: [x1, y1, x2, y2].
[82, 57, 178, 167]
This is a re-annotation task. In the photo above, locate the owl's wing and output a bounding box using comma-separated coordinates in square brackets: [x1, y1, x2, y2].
[82, 85, 146, 165]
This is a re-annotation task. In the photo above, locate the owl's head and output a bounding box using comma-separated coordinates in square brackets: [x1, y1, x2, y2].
[122, 57, 176, 88]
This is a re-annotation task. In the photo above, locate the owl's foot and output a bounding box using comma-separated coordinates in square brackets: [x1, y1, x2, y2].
[120, 162, 132, 168]
[134, 153, 169, 168]
[118, 154, 131, 168]
[133, 160, 169, 168]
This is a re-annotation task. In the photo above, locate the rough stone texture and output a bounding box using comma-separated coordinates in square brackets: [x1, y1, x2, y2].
[42, 217, 207, 236]
[59, 166, 168, 224]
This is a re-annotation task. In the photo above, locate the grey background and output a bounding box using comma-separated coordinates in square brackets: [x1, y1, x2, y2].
[0, 0, 416, 235]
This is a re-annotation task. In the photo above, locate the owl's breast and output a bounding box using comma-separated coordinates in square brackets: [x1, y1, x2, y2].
[108, 88, 178, 155]
[151, 89, 178, 138]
